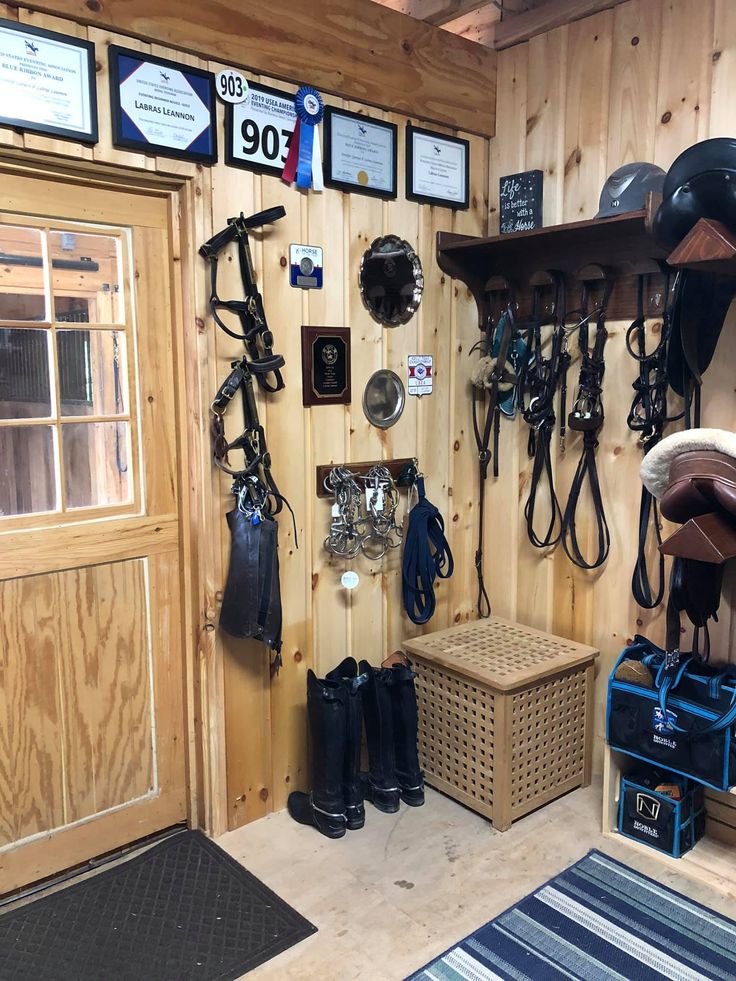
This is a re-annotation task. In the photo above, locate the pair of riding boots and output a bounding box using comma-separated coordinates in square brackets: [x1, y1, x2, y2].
[287, 652, 424, 839]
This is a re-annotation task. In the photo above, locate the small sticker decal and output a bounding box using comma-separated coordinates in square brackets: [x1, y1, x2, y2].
[290, 244, 323, 289]
[408, 355, 433, 397]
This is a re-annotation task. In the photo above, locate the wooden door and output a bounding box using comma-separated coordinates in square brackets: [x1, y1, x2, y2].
[0, 173, 186, 893]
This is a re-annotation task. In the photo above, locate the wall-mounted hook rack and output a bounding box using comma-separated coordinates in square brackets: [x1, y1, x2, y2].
[316, 458, 414, 498]
[436, 194, 671, 327]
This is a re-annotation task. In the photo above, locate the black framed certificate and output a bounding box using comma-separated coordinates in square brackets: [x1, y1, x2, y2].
[109, 46, 217, 163]
[225, 82, 297, 176]
[406, 123, 469, 210]
[323, 107, 397, 199]
[0, 18, 97, 143]
[301, 326, 351, 407]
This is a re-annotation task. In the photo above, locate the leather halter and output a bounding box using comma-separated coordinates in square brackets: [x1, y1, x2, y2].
[200, 208, 295, 534]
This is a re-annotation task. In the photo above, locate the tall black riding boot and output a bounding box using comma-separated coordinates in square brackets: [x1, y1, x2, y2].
[326, 658, 368, 830]
[359, 659, 400, 813]
[383, 652, 425, 806]
[287, 669, 348, 838]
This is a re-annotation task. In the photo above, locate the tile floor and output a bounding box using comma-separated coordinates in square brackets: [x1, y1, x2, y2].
[218, 781, 736, 980]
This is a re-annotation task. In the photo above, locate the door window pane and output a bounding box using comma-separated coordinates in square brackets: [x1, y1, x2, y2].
[58, 330, 127, 417]
[0, 225, 47, 322]
[0, 328, 52, 419]
[0, 425, 57, 515]
[50, 232, 122, 324]
[62, 422, 130, 508]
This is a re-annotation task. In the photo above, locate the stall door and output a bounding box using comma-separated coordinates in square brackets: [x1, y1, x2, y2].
[0, 174, 186, 894]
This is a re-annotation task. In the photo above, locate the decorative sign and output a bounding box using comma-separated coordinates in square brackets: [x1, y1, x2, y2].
[290, 244, 323, 289]
[226, 82, 296, 175]
[109, 47, 217, 163]
[301, 326, 351, 407]
[406, 123, 469, 210]
[0, 18, 98, 143]
[407, 355, 433, 398]
[215, 68, 249, 104]
[323, 106, 397, 199]
[500, 169, 543, 233]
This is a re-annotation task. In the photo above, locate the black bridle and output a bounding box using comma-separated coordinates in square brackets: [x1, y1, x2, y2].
[200, 207, 296, 534]
[559, 280, 612, 570]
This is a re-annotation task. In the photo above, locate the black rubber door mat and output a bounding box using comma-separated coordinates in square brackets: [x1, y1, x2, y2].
[0, 830, 316, 980]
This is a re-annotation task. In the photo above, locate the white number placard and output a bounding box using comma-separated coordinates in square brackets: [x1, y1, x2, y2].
[226, 82, 296, 175]
[216, 69, 249, 104]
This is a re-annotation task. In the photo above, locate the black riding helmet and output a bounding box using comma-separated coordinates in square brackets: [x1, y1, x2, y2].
[653, 137, 736, 247]
[595, 162, 665, 218]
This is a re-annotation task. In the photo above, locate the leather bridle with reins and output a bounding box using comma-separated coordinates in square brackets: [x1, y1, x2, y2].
[471, 297, 518, 617]
[559, 277, 613, 570]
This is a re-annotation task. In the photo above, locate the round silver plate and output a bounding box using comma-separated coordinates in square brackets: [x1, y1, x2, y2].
[362, 369, 406, 429]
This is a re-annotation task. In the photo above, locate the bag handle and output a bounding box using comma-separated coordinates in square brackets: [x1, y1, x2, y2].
[657, 656, 736, 735]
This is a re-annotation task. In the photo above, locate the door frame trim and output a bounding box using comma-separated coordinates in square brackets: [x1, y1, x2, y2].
[0, 151, 229, 842]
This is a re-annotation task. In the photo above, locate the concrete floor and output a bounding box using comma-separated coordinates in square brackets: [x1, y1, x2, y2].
[218, 781, 736, 981]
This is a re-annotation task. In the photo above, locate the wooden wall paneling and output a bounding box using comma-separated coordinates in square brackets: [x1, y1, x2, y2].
[383, 111, 420, 655]
[346, 111, 389, 667]
[561, 12, 613, 224]
[258, 75, 311, 813]
[58, 560, 152, 822]
[208, 85, 272, 831]
[28, 0, 498, 137]
[485, 47, 528, 623]
[416, 197, 454, 633]
[447, 132, 490, 624]
[710, 0, 736, 137]
[652, 0, 715, 170]
[605, 0, 662, 169]
[87, 26, 155, 171]
[549, 11, 612, 646]
[16, 9, 94, 161]
[488, 45, 529, 236]
[525, 26, 567, 229]
[0, 4, 23, 150]
[305, 102, 351, 683]
[514, 27, 567, 632]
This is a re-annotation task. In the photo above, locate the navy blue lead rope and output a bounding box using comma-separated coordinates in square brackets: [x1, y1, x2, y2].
[402, 476, 454, 625]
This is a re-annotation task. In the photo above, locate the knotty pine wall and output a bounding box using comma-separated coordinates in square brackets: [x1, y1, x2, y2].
[0, 6, 490, 832]
[485, 0, 736, 771]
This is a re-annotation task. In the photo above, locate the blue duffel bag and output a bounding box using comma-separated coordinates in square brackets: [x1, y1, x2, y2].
[607, 635, 736, 791]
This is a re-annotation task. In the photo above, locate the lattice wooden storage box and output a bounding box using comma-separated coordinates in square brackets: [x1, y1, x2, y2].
[404, 617, 599, 830]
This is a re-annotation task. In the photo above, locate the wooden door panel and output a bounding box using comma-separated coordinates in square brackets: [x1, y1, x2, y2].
[0, 573, 65, 847]
[58, 560, 153, 822]
[0, 179, 186, 893]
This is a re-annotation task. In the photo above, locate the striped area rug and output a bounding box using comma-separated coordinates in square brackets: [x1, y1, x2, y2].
[407, 850, 736, 980]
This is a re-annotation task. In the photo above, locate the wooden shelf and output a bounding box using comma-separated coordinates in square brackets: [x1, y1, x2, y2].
[437, 201, 671, 327]
[602, 747, 736, 896]
[667, 217, 736, 275]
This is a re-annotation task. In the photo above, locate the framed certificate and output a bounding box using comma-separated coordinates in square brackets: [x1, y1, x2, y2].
[323, 107, 397, 199]
[109, 46, 217, 164]
[406, 123, 469, 210]
[225, 82, 297, 176]
[301, 326, 351, 407]
[0, 18, 97, 143]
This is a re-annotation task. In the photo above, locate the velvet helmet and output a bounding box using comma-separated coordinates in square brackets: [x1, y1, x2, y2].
[595, 162, 666, 218]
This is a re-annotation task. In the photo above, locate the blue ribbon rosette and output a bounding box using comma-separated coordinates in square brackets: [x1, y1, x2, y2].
[282, 85, 324, 191]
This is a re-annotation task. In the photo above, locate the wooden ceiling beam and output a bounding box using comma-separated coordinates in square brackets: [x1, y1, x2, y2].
[492, 0, 633, 49]
[23, 0, 497, 136]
